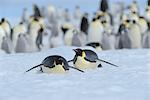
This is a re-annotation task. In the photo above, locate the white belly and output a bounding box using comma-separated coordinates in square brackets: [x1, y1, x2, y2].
[41, 65, 66, 74]
[74, 57, 98, 70]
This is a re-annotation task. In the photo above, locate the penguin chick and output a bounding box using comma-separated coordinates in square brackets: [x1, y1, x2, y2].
[68, 48, 118, 70]
[26, 55, 84, 74]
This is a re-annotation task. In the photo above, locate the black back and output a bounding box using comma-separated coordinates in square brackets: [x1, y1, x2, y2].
[42, 55, 69, 70]
[148, 0, 150, 6]
[84, 49, 99, 62]
[36, 28, 43, 50]
[86, 42, 102, 49]
[80, 16, 89, 34]
[100, 0, 109, 12]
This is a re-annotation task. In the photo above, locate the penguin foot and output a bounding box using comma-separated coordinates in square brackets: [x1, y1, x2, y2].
[98, 64, 102, 68]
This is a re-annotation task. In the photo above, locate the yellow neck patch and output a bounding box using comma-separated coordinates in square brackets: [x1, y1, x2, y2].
[82, 51, 86, 58]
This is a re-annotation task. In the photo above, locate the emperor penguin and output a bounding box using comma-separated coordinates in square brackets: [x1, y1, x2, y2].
[1, 36, 13, 53]
[88, 17, 104, 43]
[28, 18, 43, 51]
[12, 22, 27, 49]
[80, 13, 89, 35]
[1, 18, 11, 37]
[0, 23, 6, 49]
[128, 20, 142, 48]
[26, 55, 84, 74]
[68, 48, 118, 70]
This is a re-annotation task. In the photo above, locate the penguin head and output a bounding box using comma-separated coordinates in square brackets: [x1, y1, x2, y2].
[1, 18, 5, 23]
[73, 48, 86, 58]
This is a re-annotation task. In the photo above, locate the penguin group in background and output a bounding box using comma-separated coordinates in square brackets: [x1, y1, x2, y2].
[68, 48, 118, 70]
[26, 55, 84, 74]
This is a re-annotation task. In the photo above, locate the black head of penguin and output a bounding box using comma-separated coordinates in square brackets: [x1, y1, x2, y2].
[100, 0, 109, 12]
[92, 18, 97, 22]
[1, 18, 5, 23]
[61, 26, 69, 34]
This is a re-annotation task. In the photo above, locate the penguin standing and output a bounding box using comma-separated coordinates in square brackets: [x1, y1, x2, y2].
[26, 55, 84, 74]
[80, 13, 89, 35]
[28, 18, 43, 51]
[1, 18, 11, 37]
[128, 20, 142, 48]
[12, 22, 27, 49]
[36, 28, 44, 51]
[68, 48, 118, 70]
[15, 34, 30, 53]
[88, 17, 104, 43]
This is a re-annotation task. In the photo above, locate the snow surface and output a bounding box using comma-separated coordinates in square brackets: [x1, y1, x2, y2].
[0, 46, 149, 100]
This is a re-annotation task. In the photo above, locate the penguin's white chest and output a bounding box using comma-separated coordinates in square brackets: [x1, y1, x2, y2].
[74, 56, 97, 70]
[41, 65, 66, 74]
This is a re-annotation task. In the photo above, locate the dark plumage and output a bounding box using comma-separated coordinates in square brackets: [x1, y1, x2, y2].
[80, 14, 89, 34]
[100, 0, 109, 12]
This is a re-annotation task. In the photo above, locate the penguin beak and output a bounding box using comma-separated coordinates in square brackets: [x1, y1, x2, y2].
[73, 49, 78, 53]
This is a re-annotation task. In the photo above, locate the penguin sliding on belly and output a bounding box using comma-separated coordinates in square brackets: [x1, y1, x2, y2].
[26, 55, 84, 74]
[68, 48, 118, 70]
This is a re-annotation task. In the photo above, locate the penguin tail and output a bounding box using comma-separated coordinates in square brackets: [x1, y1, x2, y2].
[97, 59, 119, 67]
[69, 66, 84, 73]
[26, 64, 43, 72]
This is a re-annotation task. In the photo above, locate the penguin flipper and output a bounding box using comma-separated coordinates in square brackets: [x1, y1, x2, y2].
[68, 66, 84, 73]
[67, 59, 74, 62]
[97, 59, 119, 67]
[26, 64, 43, 72]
